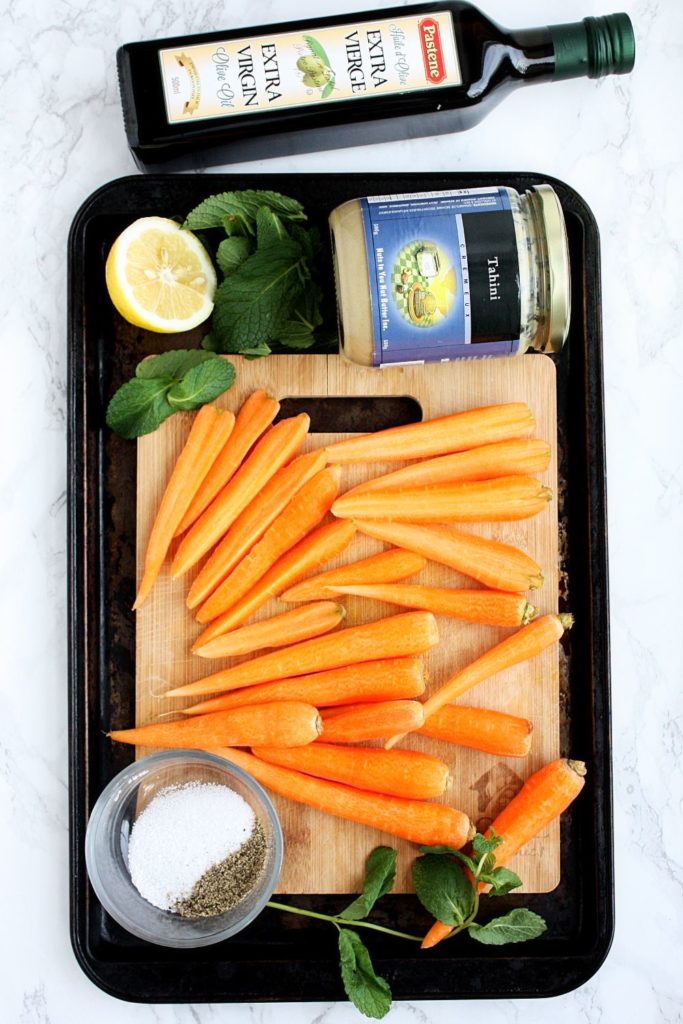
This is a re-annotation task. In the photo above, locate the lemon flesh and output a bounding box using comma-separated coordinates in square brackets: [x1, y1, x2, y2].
[105, 217, 217, 333]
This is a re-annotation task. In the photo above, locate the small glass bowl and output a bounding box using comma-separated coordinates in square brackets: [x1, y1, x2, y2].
[85, 750, 283, 948]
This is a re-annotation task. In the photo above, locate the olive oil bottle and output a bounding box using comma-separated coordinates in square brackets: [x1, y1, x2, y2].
[117, 2, 635, 168]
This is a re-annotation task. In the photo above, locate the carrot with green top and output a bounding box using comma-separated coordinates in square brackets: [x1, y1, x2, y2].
[325, 403, 535, 463]
[168, 611, 439, 698]
[332, 584, 535, 627]
[171, 413, 310, 577]
[187, 449, 327, 609]
[356, 521, 544, 593]
[194, 601, 346, 659]
[343, 439, 552, 497]
[213, 747, 474, 849]
[196, 466, 341, 622]
[279, 548, 426, 603]
[192, 520, 356, 647]
[182, 658, 426, 715]
[385, 613, 572, 749]
[320, 700, 425, 743]
[253, 742, 450, 800]
[108, 702, 322, 749]
[332, 476, 552, 523]
[134, 405, 234, 609]
[175, 390, 279, 535]
[418, 705, 533, 757]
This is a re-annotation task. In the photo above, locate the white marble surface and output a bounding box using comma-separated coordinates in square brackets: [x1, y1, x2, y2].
[2, 0, 682, 1020]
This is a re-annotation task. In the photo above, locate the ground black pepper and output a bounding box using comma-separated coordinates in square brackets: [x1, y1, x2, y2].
[172, 821, 267, 918]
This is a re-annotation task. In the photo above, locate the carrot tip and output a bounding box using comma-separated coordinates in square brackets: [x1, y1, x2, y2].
[384, 732, 405, 750]
[522, 602, 537, 625]
[567, 758, 587, 777]
[529, 573, 544, 590]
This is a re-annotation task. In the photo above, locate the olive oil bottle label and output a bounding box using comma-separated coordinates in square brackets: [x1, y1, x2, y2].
[360, 189, 522, 366]
[158, 14, 461, 123]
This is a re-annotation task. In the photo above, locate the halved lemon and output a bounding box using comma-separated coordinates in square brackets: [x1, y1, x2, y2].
[105, 217, 217, 333]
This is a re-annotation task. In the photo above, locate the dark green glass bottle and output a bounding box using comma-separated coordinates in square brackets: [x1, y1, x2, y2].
[117, 2, 635, 168]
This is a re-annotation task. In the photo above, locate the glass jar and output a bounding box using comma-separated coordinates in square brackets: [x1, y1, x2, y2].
[329, 184, 570, 366]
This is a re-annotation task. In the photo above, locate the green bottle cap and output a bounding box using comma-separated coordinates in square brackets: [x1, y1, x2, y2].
[551, 13, 636, 80]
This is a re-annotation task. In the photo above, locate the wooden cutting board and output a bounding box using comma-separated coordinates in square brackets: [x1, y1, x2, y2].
[135, 354, 559, 894]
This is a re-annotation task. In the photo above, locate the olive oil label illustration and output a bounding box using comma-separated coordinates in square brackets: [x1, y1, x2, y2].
[360, 189, 523, 366]
[158, 14, 461, 123]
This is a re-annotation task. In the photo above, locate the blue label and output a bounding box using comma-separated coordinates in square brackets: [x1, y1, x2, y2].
[360, 189, 523, 365]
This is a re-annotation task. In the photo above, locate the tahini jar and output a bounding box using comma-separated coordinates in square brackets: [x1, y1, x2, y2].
[329, 184, 570, 366]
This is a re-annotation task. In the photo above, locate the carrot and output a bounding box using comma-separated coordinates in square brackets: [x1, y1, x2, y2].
[418, 705, 533, 757]
[193, 520, 356, 647]
[194, 601, 346, 659]
[187, 450, 327, 609]
[108, 702, 322, 749]
[213, 747, 474, 849]
[133, 405, 234, 609]
[344, 439, 552, 497]
[386, 613, 572, 749]
[175, 390, 279, 535]
[421, 758, 586, 948]
[168, 612, 439, 698]
[332, 584, 535, 627]
[253, 742, 450, 800]
[182, 658, 426, 715]
[356, 521, 544, 593]
[325, 403, 535, 463]
[196, 467, 340, 622]
[279, 548, 426, 603]
[171, 413, 310, 577]
[332, 476, 552, 523]
[320, 700, 425, 743]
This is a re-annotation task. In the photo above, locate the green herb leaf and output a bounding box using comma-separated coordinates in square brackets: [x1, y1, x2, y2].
[472, 830, 504, 876]
[242, 343, 272, 360]
[340, 847, 397, 921]
[167, 358, 235, 410]
[200, 333, 221, 352]
[338, 929, 392, 1019]
[216, 236, 252, 277]
[419, 844, 477, 874]
[412, 853, 475, 927]
[184, 190, 306, 231]
[468, 908, 547, 945]
[277, 321, 317, 349]
[135, 349, 212, 381]
[256, 206, 288, 248]
[105, 377, 175, 439]
[479, 867, 522, 896]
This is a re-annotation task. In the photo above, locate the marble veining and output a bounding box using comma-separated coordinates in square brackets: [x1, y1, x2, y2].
[2, 0, 682, 1020]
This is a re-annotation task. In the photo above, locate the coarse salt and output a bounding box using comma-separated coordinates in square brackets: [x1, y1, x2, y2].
[127, 782, 255, 911]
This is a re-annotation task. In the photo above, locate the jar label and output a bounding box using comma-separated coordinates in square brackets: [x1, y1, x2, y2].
[359, 189, 523, 365]
[158, 14, 461, 124]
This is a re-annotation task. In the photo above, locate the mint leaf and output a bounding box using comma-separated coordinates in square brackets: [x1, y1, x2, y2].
[256, 206, 288, 248]
[338, 929, 392, 1019]
[184, 190, 305, 231]
[419, 844, 476, 874]
[167, 358, 235, 410]
[412, 853, 475, 927]
[216, 236, 252, 277]
[340, 847, 397, 921]
[106, 377, 174, 439]
[480, 867, 522, 896]
[468, 908, 547, 945]
[277, 321, 317, 349]
[242, 343, 272, 359]
[472, 830, 503, 876]
[135, 349, 212, 381]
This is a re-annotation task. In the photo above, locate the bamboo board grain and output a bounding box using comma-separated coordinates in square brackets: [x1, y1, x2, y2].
[135, 354, 559, 894]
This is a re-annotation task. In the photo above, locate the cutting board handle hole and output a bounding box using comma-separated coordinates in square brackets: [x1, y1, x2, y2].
[276, 396, 423, 434]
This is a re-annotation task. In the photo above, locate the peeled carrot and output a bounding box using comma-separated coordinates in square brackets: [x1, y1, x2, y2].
[196, 467, 341, 622]
[421, 758, 586, 948]
[108, 702, 322, 749]
[325, 403, 535, 463]
[175, 390, 279, 535]
[187, 449, 327, 609]
[194, 601, 346, 659]
[418, 705, 533, 757]
[134, 405, 234, 609]
[214, 747, 474, 849]
[320, 700, 425, 743]
[168, 612, 439, 698]
[253, 742, 450, 800]
[386, 613, 572, 749]
[332, 584, 535, 628]
[356, 521, 544, 593]
[193, 520, 356, 647]
[344, 439, 552, 497]
[171, 413, 310, 577]
[279, 548, 426, 603]
[333, 476, 552, 523]
[182, 658, 426, 715]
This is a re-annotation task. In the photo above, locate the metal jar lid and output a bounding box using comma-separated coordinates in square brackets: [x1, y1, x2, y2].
[532, 185, 571, 353]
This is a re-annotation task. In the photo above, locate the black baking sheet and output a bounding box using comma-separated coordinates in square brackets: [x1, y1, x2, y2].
[68, 172, 612, 1002]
